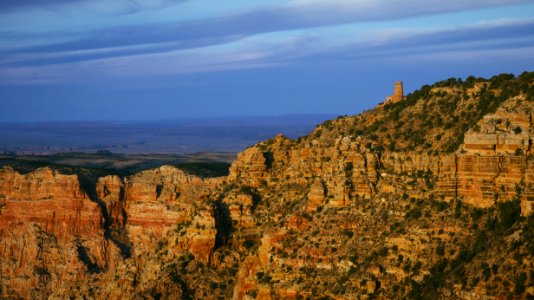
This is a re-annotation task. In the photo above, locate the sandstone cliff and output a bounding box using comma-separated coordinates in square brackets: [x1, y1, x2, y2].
[0, 166, 224, 299]
[219, 73, 534, 299]
[1, 72, 533, 299]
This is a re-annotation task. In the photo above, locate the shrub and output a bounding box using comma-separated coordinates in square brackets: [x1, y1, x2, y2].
[513, 272, 527, 294]
[497, 200, 521, 232]
[406, 207, 422, 220]
[436, 245, 445, 256]
[342, 229, 354, 238]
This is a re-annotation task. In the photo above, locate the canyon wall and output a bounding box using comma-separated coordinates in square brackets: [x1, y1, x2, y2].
[1, 134, 532, 298]
[0, 76, 532, 299]
[0, 166, 224, 299]
[229, 137, 533, 214]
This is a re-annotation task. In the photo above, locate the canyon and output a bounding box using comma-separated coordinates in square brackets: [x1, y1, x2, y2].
[0, 72, 533, 299]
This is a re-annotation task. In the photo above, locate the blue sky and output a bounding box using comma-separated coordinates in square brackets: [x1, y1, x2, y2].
[1, 0, 534, 121]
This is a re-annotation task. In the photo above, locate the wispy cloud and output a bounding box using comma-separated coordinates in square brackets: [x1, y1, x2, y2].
[4, 0, 532, 55]
[0, 0, 188, 14]
[1, 35, 246, 67]
[0, 0, 88, 11]
[347, 18, 534, 53]
[1, 18, 533, 85]
[1, 0, 533, 86]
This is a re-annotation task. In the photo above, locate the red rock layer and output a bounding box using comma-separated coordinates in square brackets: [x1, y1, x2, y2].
[0, 165, 224, 298]
[229, 135, 534, 213]
[0, 167, 107, 299]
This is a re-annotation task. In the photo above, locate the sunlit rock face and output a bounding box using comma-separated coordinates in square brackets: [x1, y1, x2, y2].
[1, 74, 533, 299]
[229, 134, 534, 212]
[0, 166, 223, 298]
[0, 167, 107, 299]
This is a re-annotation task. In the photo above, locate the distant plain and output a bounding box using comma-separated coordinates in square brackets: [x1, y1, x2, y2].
[0, 114, 334, 155]
[0, 114, 334, 176]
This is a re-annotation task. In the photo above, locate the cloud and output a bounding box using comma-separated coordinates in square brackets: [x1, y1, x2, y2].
[0, 0, 187, 14]
[1, 18, 533, 85]
[0, 0, 87, 11]
[353, 19, 534, 52]
[4, 0, 532, 56]
[298, 19, 534, 67]
[1, 35, 246, 67]
[1, 1, 534, 86]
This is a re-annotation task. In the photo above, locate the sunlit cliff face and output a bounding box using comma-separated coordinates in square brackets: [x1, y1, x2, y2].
[1, 73, 533, 299]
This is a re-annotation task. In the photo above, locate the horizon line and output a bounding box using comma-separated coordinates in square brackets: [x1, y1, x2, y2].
[0, 112, 341, 124]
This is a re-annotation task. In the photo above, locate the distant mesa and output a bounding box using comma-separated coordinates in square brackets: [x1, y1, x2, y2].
[384, 81, 404, 104]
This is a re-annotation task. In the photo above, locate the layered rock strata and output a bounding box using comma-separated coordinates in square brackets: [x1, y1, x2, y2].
[0, 166, 224, 298]
[0, 74, 533, 299]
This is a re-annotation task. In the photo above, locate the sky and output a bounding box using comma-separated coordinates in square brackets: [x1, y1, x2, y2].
[1, 0, 534, 122]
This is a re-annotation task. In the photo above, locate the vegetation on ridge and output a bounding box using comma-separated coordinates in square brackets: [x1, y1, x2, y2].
[312, 71, 534, 153]
[1, 71, 534, 299]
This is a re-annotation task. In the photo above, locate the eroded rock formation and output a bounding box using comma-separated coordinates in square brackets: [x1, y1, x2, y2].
[0, 166, 224, 298]
[1, 72, 533, 299]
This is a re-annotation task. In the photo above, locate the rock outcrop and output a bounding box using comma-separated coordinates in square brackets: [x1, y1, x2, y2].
[0, 166, 224, 298]
[0, 167, 108, 299]
[462, 95, 532, 155]
[0, 72, 533, 299]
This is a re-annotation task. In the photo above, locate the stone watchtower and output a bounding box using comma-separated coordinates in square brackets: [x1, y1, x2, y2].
[385, 81, 404, 104]
[392, 81, 403, 102]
